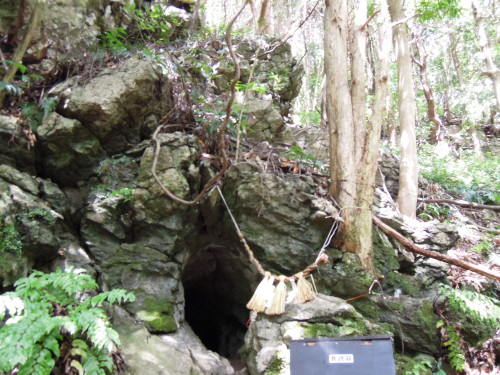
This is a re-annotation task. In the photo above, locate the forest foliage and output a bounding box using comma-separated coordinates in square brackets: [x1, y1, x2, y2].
[0, 268, 135, 375]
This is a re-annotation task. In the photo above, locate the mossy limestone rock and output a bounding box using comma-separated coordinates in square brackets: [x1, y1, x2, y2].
[0, 115, 36, 174]
[37, 112, 106, 185]
[113, 307, 233, 375]
[135, 132, 200, 219]
[351, 296, 440, 354]
[50, 57, 170, 153]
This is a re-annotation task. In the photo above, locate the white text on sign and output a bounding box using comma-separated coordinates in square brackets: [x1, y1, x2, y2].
[329, 354, 354, 364]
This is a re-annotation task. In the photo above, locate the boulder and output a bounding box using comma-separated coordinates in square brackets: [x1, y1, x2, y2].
[0, 0, 133, 62]
[0, 164, 73, 286]
[222, 162, 336, 276]
[351, 295, 441, 354]
[36, 112, 106, 185]
[113, 307, 234, 375]
[0, 115, 36, 174]
[49, 57, 171, 154]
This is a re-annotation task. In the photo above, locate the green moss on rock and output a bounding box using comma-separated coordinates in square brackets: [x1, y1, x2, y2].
[416, 300, 439, 335]
[304, 316, 371, 339]
[385, 272, 423, 296]
[264, 354, 285, 375]
[136, 299, 177, 333]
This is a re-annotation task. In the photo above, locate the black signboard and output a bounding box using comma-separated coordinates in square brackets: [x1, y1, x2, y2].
[290, 335, 396, 375]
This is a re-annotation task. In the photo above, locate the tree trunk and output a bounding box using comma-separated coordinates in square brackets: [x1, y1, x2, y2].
[0, 1, 42, 108]
[389, 0, 418, 218]
[325, 0, 390, 274]
[471, 0, 500, 108]
[258, 0, 273, 34]
[448, 32, 464, 87]
[413, 30, 443, 143]
[350, 0, 368, 166]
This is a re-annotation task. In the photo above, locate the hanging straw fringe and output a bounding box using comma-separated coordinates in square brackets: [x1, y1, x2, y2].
[265, 275, 287, 315]
[295, 272, 315, 304]
[246, 272, 273, 312]
[216, 186, 335, 315]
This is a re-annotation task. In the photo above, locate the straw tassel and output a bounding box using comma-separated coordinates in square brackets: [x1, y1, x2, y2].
[246, 272, 273, 312]
[265, 275, 287, 315]
[295, 272, 315, 304]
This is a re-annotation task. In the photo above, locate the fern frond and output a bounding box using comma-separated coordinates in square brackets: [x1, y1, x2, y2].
[0, 294, 24, 321]
[83, 352, 107, 375]
[1, 268, 134, 374]
[441, 285, 500, 327]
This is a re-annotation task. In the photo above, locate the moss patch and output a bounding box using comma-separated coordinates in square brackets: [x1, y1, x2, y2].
[136, 299, 177, 333]
[264, 354, 285, 375]
[385, 272, 423, 296]
[304, 317, 370, 339]
[416, 300, 439, 334]
[373, 228, 400, 275]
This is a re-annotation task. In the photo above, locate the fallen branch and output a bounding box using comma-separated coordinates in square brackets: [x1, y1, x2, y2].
[418, 198, 500, 212]
[372, 215, 500, 282]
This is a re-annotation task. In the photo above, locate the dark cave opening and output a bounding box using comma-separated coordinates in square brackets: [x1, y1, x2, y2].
[182, 245, 256, 361]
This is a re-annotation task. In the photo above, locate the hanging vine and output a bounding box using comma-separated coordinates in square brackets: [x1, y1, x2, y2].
[150, 0, 249, 205]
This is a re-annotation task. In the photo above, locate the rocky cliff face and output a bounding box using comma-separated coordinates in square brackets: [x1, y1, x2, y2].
[0, 2, 461, 374]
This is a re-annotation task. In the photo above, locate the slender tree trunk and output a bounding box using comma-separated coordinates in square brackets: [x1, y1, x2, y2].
[413, 30, 443, 143]
[389, 0, 418, 218]
[355, 0, 391, 273]
[325, 0, 359, 267]
[0, 1, 42, 108]
[350, 0, 368, 166]
[248, 0, 258, 30]
[258, 0, 273, 34]
[448, 32, 464, 87]
[471, 0, 500, 108]
[325, 0, 356, 203]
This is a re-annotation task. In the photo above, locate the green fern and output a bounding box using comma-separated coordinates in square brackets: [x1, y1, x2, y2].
[441, 285, 500, 329]
[438, 285, 500, 372]
[442, 326, 466, 372]
[0, 267, 135, 374]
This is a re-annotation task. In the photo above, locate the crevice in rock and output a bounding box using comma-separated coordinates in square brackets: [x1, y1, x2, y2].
[181, 243, 256, 363]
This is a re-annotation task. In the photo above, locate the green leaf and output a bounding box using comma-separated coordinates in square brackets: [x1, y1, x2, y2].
[70, 360, 85, 375]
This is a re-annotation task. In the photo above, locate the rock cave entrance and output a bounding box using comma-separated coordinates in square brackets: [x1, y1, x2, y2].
[182, 245, 256, 362]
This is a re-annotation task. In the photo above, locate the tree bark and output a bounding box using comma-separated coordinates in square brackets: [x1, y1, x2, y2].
[413, 30, 443, 144]
[373, 215, 500, 282]
[258, 0, 273, 34]
[350, 0, 368, 166]
[325, 0, 390, 274]
[389, 0, 418, 218]
[325, 0, 364, 270]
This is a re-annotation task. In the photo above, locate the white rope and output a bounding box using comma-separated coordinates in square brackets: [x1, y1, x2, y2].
[314, 218, 339, 265]
[216, 185, 243, 235]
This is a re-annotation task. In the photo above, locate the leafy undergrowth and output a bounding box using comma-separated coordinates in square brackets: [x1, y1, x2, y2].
[419, 146, 499, 205]
[414, 142, 500, 373]
[0, 267, 135, 375]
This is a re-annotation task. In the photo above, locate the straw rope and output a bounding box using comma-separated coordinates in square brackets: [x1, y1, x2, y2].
[216, 186, 331, 283]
